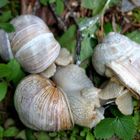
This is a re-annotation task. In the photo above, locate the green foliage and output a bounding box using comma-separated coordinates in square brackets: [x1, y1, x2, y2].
[0, 126, 4, 139]
[59, 25, 77, 54]
[0, 0, 20, 32]
[25, 129, 36, 140]
[0, 82, 7, 101]
[4, 126, 19, 137]
[0, 0, 9, 8]
[0, 59, 25, 84]
[15, 130, 26, 140]
[94, 118, 114, 139]
[39, 0, 55, 5]
[109, 0, 121, 7]
[0, 59, 25, 101]
[94, 116, 136, 140]
[6, 59, 25, 85]
[80, 37, 93, 62]
[132, 8, 140, 22]
[55, 0, 64, 15]
[126, 30, 140, 44]
[81, 0, 107, 15]
[39, 0, 64, 15]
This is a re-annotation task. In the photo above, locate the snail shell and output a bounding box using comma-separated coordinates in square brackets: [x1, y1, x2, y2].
[92, 32, 140, 98]
[0, 15, 60, 73]
[0, 30, 13, 60]
[53, 64, 104, 128]
[14, 74, 74, 131]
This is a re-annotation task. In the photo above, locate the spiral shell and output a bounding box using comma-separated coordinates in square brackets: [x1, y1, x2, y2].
[0, 15, 60, 73]
[14, 74, 74, 131]
[92, 32, 140, 98]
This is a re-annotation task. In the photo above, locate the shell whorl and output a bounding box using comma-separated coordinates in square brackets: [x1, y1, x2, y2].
[14, 74, 74, 131]
[92, 32, 140, 76]
[0, 15, 60, 73]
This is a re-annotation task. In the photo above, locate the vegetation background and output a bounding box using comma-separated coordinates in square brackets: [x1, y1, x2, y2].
[0, 0, 140, 139]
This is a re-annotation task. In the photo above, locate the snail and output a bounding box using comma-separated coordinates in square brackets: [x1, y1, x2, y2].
[0, 15, 60, 73]
[14, 74, 74, 131]
[53, 64, 104, 128]
[14, 64, 104, 131]
[99, 77, 133, 115]
[92, 32, 140, 99]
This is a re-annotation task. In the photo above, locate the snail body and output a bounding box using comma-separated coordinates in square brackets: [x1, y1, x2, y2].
[53, 64, 104, 128]
[92, 32, 140, 98]
[0, 15, 60, 73]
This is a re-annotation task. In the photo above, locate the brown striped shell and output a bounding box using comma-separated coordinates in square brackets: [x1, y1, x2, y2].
[14, 74, 74, 131]
[0, 15, 60, 73]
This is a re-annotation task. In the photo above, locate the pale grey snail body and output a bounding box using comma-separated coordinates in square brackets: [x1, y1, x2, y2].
[93, 32, 140, 98]
[0, 15, 60, 73]
[53, 64, 104, 128]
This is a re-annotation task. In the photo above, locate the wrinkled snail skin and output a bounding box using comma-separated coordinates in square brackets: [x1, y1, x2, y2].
[14, 74, 74, 131]
[99, 77, 133, 115]
[92, 32, 140, 98]
[53, 64, 104, 128]
[53, 64, 93, 93]
[0, 15, 60, 73]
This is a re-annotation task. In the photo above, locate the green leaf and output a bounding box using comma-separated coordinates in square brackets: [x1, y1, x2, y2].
[104, 22, 113, 34]
[48, 132, 57, 137]
[55, 0, 64, 15]
[79, 17, 99, 38]
[39, 0, 48, 5]
[0, 82, 8, 101]
[81, 0, 106, 15]
[80, 37, 93, 62]
[86, 132, 95, 140]
[0, 23, 14, 32]
[7, 59, 25, 85]
[109, 0, 121, 7]
[81, 0, 94, 9]
[4, 126, 19, 137]
[0, 126, 4, 138]
[0, 0, 9, 8]
[114, 116, 136, 140]
[25, 129, 36, 140]
[133, 111, 140, 126]
[126, 31, 140, 44]
[94, 116, 136, 140]
[94, 118, 115, 139]
[59, 25, 76, 53]
[37, 132, 50, 140]
[0, 64, 11, 78]
[39, 0, 55, 5]
[15, 130, 26, 140]
[0, 11, 12, 22]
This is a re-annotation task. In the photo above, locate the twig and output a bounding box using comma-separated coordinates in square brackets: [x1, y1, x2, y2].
[21, 0, 27, 14]
[112, 14, 117, 32]
[21, 0, 36, 14]
[48, 3, 67, 31]
[64, 0, 82, 65]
